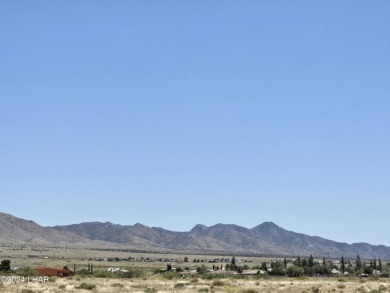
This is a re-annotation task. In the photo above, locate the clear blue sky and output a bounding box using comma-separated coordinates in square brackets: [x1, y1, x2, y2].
[1, 1, 389, 245]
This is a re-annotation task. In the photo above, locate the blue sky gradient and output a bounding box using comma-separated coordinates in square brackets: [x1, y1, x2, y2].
[1, 1, 389, 245]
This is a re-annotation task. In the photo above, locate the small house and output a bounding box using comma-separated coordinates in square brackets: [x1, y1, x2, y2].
[35, 267, 73, 277]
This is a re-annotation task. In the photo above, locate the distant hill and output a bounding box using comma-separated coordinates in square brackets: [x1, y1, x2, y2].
[0, 212, 91, 246]
[0, 212, 126, 249]
[52, 220, 390, 259]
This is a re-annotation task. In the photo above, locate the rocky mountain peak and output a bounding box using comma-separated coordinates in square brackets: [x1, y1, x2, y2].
[190, 224, 208, 233]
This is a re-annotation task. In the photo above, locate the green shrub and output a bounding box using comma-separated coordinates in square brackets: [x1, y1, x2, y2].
[197, 265, 208, 274]
[198, 288, 209, 292]
[202, 273, 217, 280]
[356, 286, 368, 293]
[112, 283, 124, 288]
[212, 280, 225, 286]
[76, 282, 96, 290]
[93, 270, 116, 278]
[0, 260, 11, 271]
[268, 267, 285, 276]
[15, 267, 39, 277]
[77, 269, 92, 275]
[337, 283, 346, 289]
[162, 271, 180, 279]
[144, 287, 157, 293]
[369, 275, 380, 281]
[120, 269, 145, 278]
[174, 282, 187, 288]
[286, 265, 304, 277]
[239, 289, 259, 293]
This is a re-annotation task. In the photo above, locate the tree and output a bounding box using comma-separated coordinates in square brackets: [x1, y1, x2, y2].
[286, 265, 304, 277]
[308, 255, 314, 267]
[355, 255, 362, 270]
[340, 256, 345, 274]
[0, 260, 10, 271]
[271, 261, 284, 270]
[364, 265, 373, 275]
[313, 264, 331, 275]
[323, 257, 326, 266]
[228, 256, 238, 271]
[378, 258, 382, 272]
[269, 267, 285, 276]
[294, 256, 301, 267]
[284, 258, 287, 268]
[197, 265, 207, 274]
[184, 256, 188, 263]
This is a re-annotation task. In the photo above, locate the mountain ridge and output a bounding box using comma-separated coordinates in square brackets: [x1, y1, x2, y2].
[1, 212, 390, 259]
[51, 220, 390, 259]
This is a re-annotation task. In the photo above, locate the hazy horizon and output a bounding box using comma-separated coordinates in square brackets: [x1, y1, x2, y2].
[1, 1, 389, 246]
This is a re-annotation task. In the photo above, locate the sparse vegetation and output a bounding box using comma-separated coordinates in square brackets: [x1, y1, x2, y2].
[2, 247, 390, 293]
[162, 271, 181, 279]
[337, 283, 346, 289]
[239, 289, 259, 293]
[174, 282, 187, 288]
[0, 274, 388, 292]
[15, 266, 39, 277]
[92, 270, 116, 278]
[112, 282, 124, 288]
[212, 279, 225, 286]
[76, 282, 96, 290]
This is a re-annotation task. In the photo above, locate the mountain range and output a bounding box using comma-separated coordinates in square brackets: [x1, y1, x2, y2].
[52, 221, 390, 259]
[1, 212, 389, 259]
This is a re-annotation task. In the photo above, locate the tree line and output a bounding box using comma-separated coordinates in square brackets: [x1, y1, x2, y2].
[223, 255, 387, 277]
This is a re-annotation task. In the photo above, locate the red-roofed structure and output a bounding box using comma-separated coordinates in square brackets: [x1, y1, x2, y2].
[35, 267, 73, 277]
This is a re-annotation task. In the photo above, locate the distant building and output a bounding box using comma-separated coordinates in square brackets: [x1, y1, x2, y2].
[35, 267, 73, 277]
[107, 268, 120, 272]
[331, 268, 341, 275]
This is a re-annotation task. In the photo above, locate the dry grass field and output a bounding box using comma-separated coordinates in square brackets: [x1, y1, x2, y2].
[0, 244, 264, 270]
[2, 245, 390, 293]
[1, 275, 390, 293]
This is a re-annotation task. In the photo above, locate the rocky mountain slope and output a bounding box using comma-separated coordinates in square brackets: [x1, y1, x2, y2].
[0, 212, 124, 249]
[52, 220, 390, 259]
[1, 211, 389, 258]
